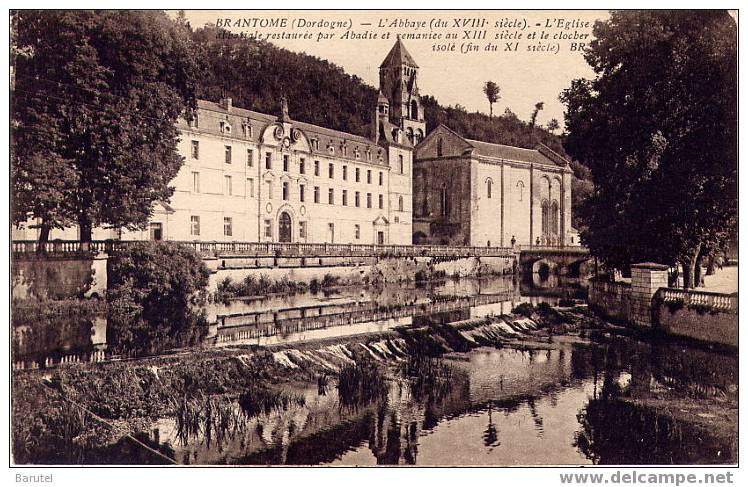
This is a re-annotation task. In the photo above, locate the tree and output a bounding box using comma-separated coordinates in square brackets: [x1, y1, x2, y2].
[546, 118, 560, 134]
[11, 11, 201, 243]
[482, 81, 501, 117]
[107, 242, 209, 356]
[561, 11, 737, 287]
[530, 102, 545, 129]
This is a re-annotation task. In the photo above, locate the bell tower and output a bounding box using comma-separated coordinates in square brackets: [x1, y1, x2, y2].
[379, 36, 426, 145]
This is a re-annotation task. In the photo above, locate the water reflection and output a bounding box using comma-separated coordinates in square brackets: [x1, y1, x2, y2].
[136, 335, 735, 466]
[13, 275, 584, 368]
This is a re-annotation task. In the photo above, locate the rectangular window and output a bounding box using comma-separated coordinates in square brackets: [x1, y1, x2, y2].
[265, 152, 272, 170]
[314, 186, 320, 203]
[342, 189, 348, 206]
[299, 184, 305, 202]
[299, 221, 307, 239]
[247, 149, 254, 167]
[355, 191, 360, 207]
[223, 217, 233, 237]
[367, 170, 372, 184]
[225, 175, 232, 195]
[314, 161, 320, 176]
[399, 154, 404, 173]
[354, 224, 360, 240]
[343, 165, 348, 180]
[283, 154, 289, 172]
[367, 193, 372, 208]
[282, 181, 289, 201]
[191, 140, 199, 159]
[264, 219, 272, 238]
[149, 222, 163, 241]
[225, 146, 232, 164]
[247, 178, 255, 198]
[299, 158, 306, 174]
[328, 188, 334, 205]
[190, 216, 200, 236]
[355, 168, 360, 182]
[378, 194, 383, 209]
[266, 180, 273, 199]
[328, 163, 334, 179]
[192, 172, 200, 193]
[379, 171, 383, 186]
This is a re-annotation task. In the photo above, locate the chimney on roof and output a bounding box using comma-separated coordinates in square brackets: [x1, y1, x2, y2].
[220, 97, 232, 112]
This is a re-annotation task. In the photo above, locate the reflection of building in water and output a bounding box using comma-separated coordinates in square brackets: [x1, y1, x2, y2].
[12, 313, 107, 369]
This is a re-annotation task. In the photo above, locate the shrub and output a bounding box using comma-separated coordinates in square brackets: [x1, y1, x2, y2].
[107, 242, 210, 356]
[512, 302, 535, 317]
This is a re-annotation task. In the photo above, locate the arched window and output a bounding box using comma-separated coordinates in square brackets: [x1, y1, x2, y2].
[552, 200, 559, 235]
[415, 129, 424, 144]
[486, 179, 493, 199]
[541, 200, 550, 236]
[437, 138, 443, 157]
[406, 127, 414, 144]
[440, 184, 450, 217]
[410, 100, 419, 120]
[516, 180, 525, 201]
[398, 195, 404, 212]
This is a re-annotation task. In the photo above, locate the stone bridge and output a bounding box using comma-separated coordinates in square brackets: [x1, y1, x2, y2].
[518, 245, 592, 278]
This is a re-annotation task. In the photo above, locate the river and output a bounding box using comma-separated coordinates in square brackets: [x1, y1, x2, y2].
[13, 274, 737, 465]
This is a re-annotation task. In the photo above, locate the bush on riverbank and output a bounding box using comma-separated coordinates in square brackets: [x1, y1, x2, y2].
[214, 273, 342, 303]
[107, 242, 210, 356]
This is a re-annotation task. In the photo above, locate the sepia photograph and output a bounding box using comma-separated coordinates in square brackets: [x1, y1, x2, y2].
[6, 5, 740, 473]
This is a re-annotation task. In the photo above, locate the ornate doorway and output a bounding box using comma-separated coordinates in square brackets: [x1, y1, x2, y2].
[278, 212, 292, 243]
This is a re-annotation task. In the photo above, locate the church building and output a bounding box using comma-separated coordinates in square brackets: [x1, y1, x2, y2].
[13, 38, 575, 248]
[412, 124, 574, 247]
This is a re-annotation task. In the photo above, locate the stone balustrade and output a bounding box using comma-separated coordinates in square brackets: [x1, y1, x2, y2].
[657, 288, 738, 314]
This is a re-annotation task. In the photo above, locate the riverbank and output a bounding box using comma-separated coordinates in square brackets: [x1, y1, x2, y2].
[12, 304, 737, 464]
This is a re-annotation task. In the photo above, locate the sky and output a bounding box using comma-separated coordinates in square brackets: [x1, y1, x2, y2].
[179, 10, 609, 128]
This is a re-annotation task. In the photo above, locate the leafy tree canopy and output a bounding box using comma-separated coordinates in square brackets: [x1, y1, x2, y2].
[12, 10, 201, 241]
[561, 10, 737, 285]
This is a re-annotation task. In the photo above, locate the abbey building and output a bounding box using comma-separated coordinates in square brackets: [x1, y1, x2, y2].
[13, 38, 574, 247]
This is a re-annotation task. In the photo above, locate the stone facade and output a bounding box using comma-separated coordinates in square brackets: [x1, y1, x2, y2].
[413, 125, 574, 247]
[14, 39, 420, 246]
[630, 262, 669, 327]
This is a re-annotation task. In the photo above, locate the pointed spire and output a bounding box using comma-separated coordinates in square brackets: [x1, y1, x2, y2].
[379, 37, 419, 68]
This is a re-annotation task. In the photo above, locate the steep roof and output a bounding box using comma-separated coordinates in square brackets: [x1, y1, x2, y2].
[379, 37, 419, 69]
[196, 99, 375, 146]
[190, 100, 387, 163]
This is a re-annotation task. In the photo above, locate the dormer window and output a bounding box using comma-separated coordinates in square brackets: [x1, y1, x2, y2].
[328, 144, 335, 155]
[367, 149, 372, 161]
[220, 120, 232, 135]
[341, 145, 347, 156]
[242, 123, 252, 138]
[354, 148, 360, 160]
[188, 113, 199, 128]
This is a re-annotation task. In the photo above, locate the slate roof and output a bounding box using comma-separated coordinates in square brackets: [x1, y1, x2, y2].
[192, 100, 386, 162]
[465, 138, 562, 166]
[379, 37, 419, 68]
